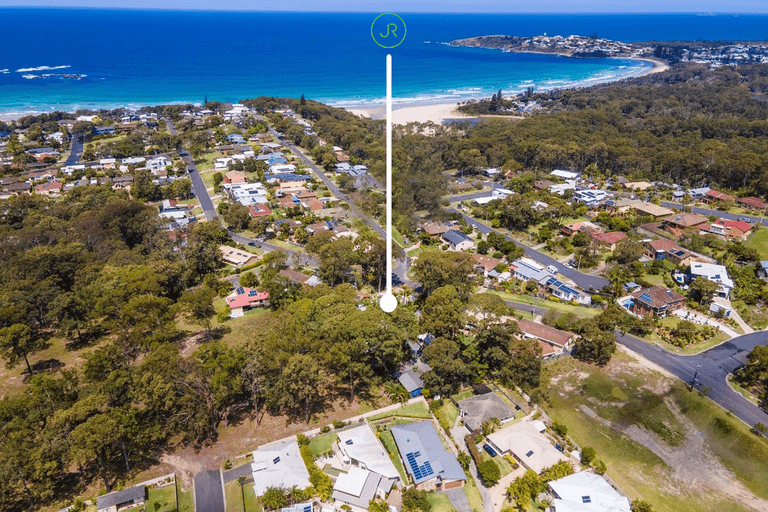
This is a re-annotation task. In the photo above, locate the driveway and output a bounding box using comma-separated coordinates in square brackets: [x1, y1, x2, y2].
[222, 462, 253, 484]
[194, 469, 225, 512]
[445, 488, 471, 512]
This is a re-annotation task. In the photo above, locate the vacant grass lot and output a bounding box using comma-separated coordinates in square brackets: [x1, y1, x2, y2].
[540, 353, 768, 512]
[367, 401, 431, 421]
[308, 432, 338, 458]
[487, 291, 601, 318]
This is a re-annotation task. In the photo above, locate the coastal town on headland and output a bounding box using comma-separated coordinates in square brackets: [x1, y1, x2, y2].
[3, 30, 768, 512]
[450, 33, 768, 66]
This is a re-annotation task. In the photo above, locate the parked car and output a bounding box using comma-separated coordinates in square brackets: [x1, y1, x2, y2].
[738, 217, 753, 223]
[547, 265, 558, 274]
[483, 444, 497, 457]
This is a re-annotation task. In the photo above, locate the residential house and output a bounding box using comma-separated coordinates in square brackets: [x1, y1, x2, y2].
[512, 258, 552, 283]
[398, 370, 424, 397]
[591, 231, 627, 251]
[662, 212, 708, 234]
[622, 181, 654, 191]
[708, 218, 752, 241]
[703, 189, 735, 204]
[442, 230, 474, 251]
[219, 246, 259, 267]
[332, 467, 395, 511]
[688, 187, 711, 199]
[548, 182, 576, 195]
[96, 485, 147, 512]
[631, 201, 673, 219]
[689, 262, 734, 298]
[517, 318, 577, 359]
[549, 472, 631, 512]
[456, 392, 515, 433]
[672, 190, 686, 201]
[226, 287, 269, 316]
[486, 421, 567, 474]
[249, 203, 272, 217]
[278, 269, 318, 286]
[2, 181, 30, 196]
[551, 169, 579, 180]
[421, 221, 456, 238]
[27, 168, 59, 182]
[251, 440, 311, 497]
[472, 254, 502, 277]
[224, 170, 248, 184]
[337, 423, 400, 481]
[391, 421, 466, 490]
[736, 196, 767, 211]
[574, 189, 610, 207]
[709, 296, 733, 318]
[560, 221, 601, 237]
[628, 287, 685, 318]
[269, 164, 297, 174]
[483, 167, 501, 178]
[491, 188, 514, 200]
[35, 181, 63, 197]
[25, 147, 59, 161]
[100, 158, 117, 169]
[543, 277, 591, 306]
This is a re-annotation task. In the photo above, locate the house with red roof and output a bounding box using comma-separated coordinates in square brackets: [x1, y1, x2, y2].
[591, 231, 627, 251]
[516, 319, 577, 360]
[225, 287, 269, 317]
[709, 218, 752, 241]
[703, 189, 735, 204]
[224, 170, 248, 184]
[35, 181, 63, 197]
[736, 196, 767, 211]
[248, 203, 272, 217]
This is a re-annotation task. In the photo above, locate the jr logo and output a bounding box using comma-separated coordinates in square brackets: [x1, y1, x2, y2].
[371, 13, 406, 48]
[380, 23, 398, 38]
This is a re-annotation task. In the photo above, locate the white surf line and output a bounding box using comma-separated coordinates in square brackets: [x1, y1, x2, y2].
[380, 54, 397, 313]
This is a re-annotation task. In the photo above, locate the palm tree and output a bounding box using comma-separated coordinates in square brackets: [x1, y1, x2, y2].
[384, 381, 410, 406]
[237, 476, 247, 512]
[262, 487, 288, 511]
[288, 485, 304, 505]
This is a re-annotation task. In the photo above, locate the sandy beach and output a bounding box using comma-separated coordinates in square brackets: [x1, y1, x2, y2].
[347, 103, 472, 125]
[345, 55, 670, 125]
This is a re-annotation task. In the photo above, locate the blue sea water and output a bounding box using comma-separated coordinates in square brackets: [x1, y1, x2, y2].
[1, 9, 768, 116]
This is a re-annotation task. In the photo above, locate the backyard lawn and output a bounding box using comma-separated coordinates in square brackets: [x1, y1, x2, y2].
[308, 432, 338, 458]
[144, 485, 177, 512]
[425, 491, 454, 512]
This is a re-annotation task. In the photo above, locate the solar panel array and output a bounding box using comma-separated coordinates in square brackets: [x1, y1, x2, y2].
[639, 292, 652, 304]
[405, 451, 434, 481]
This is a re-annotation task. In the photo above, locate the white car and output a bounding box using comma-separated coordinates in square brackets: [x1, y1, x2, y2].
[547, 265, 558, 274]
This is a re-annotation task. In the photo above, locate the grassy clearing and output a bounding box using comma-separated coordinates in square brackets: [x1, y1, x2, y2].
[487, 291, 601, 318]
[727, 375, 760, 406]
[225, 478, 260, 512]
[452, 389, 474, 402]
[747, 228, 768, 260]
[480, 450, 513, 477]
[375, 428, 409, 481]
[540, 354, 768, 512]
[438, 400, 460, 427]
[144, 485, 177, 512]
[425, 491, 453, 512]
[308, 432, 338, 458]
[367, 401, 431, 421]
[176, 481, 195, 512]
[463, 474, 484, 512]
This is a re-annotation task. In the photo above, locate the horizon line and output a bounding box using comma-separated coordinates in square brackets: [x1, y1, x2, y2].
[2, 6, 768, 15]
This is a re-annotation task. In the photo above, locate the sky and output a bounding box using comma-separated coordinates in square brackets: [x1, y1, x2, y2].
[1, 0, 768, 13]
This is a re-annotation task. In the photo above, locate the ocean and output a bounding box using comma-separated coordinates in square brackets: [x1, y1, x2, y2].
[1, 9, 768, 116]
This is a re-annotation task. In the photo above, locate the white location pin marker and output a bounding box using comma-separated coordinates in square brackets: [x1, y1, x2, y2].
[381, 54, 398, 313]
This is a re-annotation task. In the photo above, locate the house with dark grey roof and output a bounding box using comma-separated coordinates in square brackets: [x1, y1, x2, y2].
[398, 370, 424, 397]
[332, 466, 395, 509]
[457, 392, 515, 433]
[96, 485, 147, 512]
[441, 229, 474, 251]
[391, 421, 465, 491]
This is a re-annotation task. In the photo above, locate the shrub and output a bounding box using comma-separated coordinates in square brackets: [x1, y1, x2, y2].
[223, 459, 232, 470]
[297, 433, 309, 447]
[478, 459, 501, 486]
[332, 420, 345, 429]
[465, 435, 483, 467]
[580, 446, 596, 466]
[551, 420, 568, 438]
[320, 425, 331, 433]
[402, 488, 432, 512]
[457, 452, 471, 470]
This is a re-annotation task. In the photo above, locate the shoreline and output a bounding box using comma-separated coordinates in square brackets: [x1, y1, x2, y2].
[343, 54, 668, 125]
[0, 55, 668, 124]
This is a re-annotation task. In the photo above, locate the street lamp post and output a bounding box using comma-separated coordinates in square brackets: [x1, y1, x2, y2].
[690, 364, 701, 392]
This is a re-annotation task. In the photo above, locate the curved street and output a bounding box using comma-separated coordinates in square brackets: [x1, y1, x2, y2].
[616, 330, 768, 428]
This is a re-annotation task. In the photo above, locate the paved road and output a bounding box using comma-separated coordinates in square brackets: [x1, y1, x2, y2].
[446, 208, 610, 291]
[65, 135, 84, 166]
[194, 469, 225, 512]
[166, 120, 218, 221]
[222, 462, 253, 484]
[616, 330, 768, 428]
[270, 128, 412, 286]
[660, 200, 768, 227]
[230, 231, 316, 267]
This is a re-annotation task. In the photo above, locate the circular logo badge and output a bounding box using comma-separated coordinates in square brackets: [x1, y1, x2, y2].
[371, 13, 407, 49]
